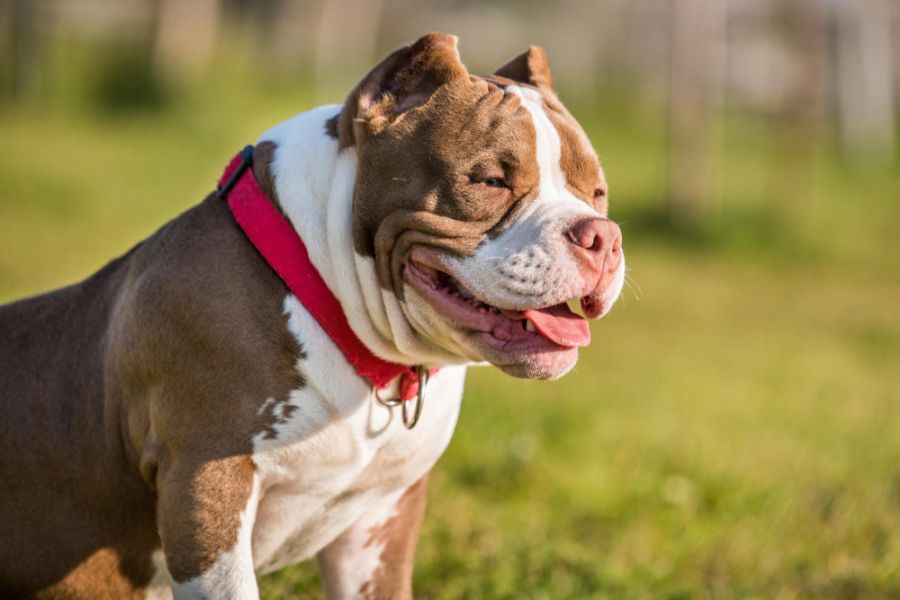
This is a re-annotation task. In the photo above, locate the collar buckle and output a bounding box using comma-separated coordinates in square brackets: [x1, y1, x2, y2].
[217, 145, 255, 198]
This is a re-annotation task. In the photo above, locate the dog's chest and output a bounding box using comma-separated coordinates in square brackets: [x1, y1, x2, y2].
[248, 296, 464, 573]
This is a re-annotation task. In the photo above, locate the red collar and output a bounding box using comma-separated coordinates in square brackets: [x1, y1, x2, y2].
[218, 146, 426, 402]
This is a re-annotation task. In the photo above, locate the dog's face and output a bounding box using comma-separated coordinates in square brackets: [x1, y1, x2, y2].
[335, 34, 624, 379]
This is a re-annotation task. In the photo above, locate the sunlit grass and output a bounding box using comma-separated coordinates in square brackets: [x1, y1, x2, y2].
[1, 67, 898, 598]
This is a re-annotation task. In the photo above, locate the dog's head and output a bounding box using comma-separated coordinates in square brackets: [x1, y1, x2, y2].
[332, 33, 624, 379]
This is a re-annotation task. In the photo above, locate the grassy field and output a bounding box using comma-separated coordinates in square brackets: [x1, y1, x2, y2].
[2, 70, 899, 599]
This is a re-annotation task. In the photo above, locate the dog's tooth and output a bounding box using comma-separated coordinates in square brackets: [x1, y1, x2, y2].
[525, 319, 537, 333]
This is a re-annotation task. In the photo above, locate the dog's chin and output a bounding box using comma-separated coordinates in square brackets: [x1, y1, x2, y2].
[469, 336, 579, 380]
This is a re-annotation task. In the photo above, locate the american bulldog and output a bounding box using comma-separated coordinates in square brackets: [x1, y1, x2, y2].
[0, 33, 624, 599]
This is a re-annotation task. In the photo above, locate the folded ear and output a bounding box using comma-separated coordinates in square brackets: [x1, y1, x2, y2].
[331, 32, 469, 148]
[494, 46, 553, 91]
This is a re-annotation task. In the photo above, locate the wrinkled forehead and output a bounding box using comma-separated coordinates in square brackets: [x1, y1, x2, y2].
[479, 76, 603, 201]
[374, 74, 603, 203]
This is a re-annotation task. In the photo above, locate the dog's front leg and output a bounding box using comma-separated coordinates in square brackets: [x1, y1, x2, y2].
[317, 476, 429, 600]
[157, 455, 261, 600]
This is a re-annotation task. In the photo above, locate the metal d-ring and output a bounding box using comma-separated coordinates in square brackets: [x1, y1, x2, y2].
[401, 366, 429, 430]
[372, 366, 429, 429]
[373, 387, 402, 407]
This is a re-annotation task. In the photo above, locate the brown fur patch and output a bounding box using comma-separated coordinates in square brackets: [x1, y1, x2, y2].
[156, 455, 256, 582]
[252, 141, 285, 216]
[325, 113, 340, 140]
[542, 94, 607, 213]
[494, 45, 553, 91]
[359, 78, 540, 296]
[493, 46, 606, 213]
[33, 548, 155, 599]
[334, 33, 470, 152]
[358, 476, 429, 600]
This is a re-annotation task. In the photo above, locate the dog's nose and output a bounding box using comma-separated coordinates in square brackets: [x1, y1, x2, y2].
[565, 217, 622, 275]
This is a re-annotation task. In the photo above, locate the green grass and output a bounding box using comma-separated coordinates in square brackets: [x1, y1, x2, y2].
[2, 69, 899, 598]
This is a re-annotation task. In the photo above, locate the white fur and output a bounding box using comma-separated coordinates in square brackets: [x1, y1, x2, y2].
[602, 251, 627, 318]
[146, 551, 173, 600]
[316, 487, 407, 598]
[247, 294, 463, 574]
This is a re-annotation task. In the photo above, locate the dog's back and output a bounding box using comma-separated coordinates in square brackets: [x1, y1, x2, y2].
[0, 247, 162, 597]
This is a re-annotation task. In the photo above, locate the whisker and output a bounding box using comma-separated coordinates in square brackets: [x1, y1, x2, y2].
[623, 272, 642, 302]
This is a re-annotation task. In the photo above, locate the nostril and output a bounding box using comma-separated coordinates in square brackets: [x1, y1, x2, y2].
[605, 234, 624, 274]
[566, 218, 607, 254]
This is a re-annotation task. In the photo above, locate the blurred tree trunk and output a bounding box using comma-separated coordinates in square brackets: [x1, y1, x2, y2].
[0, 0, 41, 99]
[268, 0, 320, 71]
[768, 0, 826, 222]
[833, 0, 896, 162]
[894, 2, 900, 117]
[154, 0, 221, 78]
[312, 0, 385, 102]
[666, 0, 721, 231]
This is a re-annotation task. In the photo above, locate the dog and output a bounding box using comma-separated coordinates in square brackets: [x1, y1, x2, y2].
[0, 33, 624, 599]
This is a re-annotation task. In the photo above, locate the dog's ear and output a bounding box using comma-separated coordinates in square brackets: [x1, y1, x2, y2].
[494, 46, 553, 91]
[330, 32, 469, 149]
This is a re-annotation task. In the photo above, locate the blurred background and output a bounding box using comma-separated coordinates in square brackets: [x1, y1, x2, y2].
[1, 0, 899, 597]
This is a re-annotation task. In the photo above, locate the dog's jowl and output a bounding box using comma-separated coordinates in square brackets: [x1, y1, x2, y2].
[0, 33, 624, 599]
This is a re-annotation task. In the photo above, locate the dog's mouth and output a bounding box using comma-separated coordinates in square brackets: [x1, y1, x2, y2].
[404, 249, 590, 351]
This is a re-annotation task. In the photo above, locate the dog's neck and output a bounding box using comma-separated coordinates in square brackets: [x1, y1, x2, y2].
[257, 105, 468, 367]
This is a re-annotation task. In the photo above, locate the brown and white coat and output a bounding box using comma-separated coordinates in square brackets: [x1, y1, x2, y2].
[0, 33, 624, 599]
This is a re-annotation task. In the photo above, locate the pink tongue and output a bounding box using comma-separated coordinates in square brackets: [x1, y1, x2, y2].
[523, 304, 591, 348]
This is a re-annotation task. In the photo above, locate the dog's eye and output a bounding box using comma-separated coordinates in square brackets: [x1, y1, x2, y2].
[483, 178, 507, 189]
[593, 187, 607, 199]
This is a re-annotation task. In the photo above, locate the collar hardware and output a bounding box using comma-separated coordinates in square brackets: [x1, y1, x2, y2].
[401, 365, 429, 429]
[217, 145, 254, 197]
[373, 364, 429, 429]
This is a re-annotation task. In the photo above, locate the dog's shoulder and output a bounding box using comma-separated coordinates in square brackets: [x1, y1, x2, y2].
[105, 192, 306, 452]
